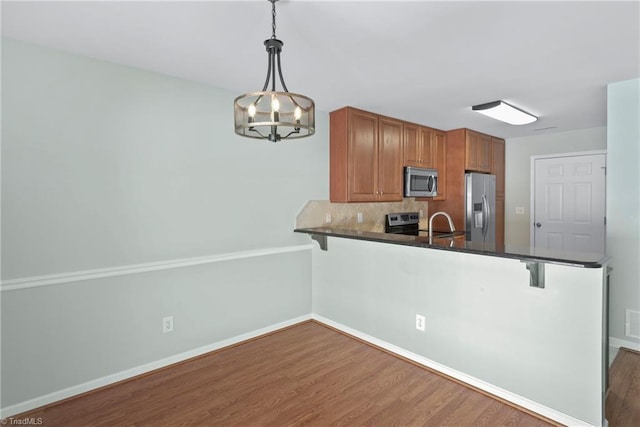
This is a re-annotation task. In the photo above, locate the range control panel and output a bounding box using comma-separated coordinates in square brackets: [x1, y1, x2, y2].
[386, 212, 420, 227]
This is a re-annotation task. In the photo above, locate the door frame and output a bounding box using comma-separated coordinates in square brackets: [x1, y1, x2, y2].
[529, 150, 607, 248]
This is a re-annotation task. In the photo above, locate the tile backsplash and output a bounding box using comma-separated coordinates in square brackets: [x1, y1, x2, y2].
[296, 199, 430, 232]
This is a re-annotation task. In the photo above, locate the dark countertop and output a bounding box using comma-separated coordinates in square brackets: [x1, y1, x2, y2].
[294, 227, 609, 268]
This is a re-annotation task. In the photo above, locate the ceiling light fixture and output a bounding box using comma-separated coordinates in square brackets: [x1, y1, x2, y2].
[233, 0, 315, 142]
[472, 100, 537, 125]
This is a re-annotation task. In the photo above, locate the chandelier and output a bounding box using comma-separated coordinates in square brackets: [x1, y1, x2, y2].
[233, 0, 315, 142]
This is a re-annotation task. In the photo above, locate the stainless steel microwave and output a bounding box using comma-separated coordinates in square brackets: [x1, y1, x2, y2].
[404, 166, 438, 197]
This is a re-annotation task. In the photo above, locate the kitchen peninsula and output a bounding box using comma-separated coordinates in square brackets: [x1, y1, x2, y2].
[311, 103, 609, 425]
[295, 225, 610, 426]
[295, 226, 608, 268]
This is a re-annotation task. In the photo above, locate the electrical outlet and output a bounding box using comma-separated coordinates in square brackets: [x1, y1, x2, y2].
[357, 212, 363, 223]
[162, 316, 174, 334]
[325, 213, 332, 223]
[415, 314, 426, 332]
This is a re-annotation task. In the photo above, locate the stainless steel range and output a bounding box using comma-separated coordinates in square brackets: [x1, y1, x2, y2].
[384, 212, 421, 235]
[385, 212, 464, 243]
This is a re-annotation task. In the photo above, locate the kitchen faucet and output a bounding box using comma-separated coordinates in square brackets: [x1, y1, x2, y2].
[428, 211, 455, 239]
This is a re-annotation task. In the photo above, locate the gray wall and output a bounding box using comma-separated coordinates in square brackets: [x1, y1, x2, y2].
[1, 38, 327, 409]
[606, 78, 640, 346]
[1, 38, 328, 278]
[505, 127, 607, 247]
[312, 238, 606, 425]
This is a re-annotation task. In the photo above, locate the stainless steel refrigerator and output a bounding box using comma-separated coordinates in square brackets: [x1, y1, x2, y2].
[465, 173, 496, 244]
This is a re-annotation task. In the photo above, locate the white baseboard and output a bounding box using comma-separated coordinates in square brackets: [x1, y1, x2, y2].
[312, 314, 593, 427]
[609, 336, 640, 351]
[0, 314, 312, 419]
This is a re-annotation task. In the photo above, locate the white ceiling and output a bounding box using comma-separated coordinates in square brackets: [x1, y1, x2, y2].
[2, 0, 639, 139]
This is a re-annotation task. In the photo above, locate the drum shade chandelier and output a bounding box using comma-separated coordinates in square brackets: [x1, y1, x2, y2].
[234, 0, 315, 142]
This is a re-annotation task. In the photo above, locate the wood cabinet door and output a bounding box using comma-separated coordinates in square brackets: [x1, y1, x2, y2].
[348, 109, 379, 202]
[432, 130, 447, 201]
[419, 127, 435, 168]
[465, 131, 479, 170]
[492, 137, 505, 199]
[478, 133, 492, 172]
[403, 123, 420, 167]
[404, 123, 433, 169]
[465, 130, 491, 172]
[378, 117, 404, 201]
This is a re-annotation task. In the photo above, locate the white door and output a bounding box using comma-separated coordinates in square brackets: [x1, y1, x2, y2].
[532, 152, 606, 253]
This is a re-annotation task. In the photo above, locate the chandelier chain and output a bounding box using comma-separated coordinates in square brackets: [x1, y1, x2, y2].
[271, 0, 277, 39]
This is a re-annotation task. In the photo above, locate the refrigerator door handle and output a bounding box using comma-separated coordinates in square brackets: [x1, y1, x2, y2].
[482, 193, 491, 237]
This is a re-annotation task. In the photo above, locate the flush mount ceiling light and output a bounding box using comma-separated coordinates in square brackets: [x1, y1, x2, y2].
[233, 0, 315, 143]
[472, 101, 537, 125]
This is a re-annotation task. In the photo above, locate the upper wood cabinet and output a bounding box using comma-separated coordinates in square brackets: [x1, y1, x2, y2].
[330, 107, 403, 202]
[403, 124, 434, 168]
[428, 128, 505, 243]
[465, 130, 492, 172]
[378, 116, 404, 201]
[491, 137, 505, 200]
[403, 123, 420, 166]
[432, 130, 447, 201]
[491, 137, 506, 248]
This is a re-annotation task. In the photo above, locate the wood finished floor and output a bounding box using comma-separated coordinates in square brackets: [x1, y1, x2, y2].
[10, 321, 560, 426]
[606, 347, 640, 427]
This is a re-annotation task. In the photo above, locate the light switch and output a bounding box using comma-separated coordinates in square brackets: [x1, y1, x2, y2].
[515, 207, 525, 215]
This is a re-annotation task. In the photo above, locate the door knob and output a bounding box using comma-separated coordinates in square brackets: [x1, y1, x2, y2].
[535, 222, 542, 228]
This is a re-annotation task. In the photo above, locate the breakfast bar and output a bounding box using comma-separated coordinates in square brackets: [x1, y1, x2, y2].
[296, 227, 610, 426]
[295, 226, 609, 267]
